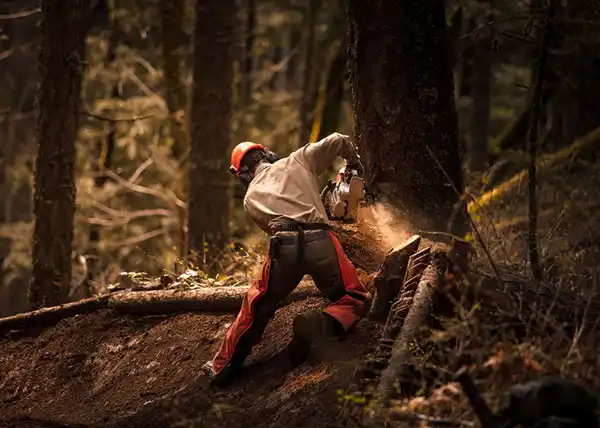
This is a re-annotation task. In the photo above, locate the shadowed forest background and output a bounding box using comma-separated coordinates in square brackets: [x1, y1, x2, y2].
[2, 0, 600, 427]
[5, 0, 598, 316]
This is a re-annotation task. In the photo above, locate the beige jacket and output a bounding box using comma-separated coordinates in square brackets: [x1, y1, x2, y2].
[243, 132, 359, 233]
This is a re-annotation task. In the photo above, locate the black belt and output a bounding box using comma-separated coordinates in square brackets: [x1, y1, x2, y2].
[269, 221, 331, 234]
[268, 220, 331, 262]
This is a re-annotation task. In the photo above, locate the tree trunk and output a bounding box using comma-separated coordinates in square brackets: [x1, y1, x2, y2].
[162, 0, 189, 258]
[298, 0, 318, 146]
[347, 0, 468, 236]
[188, 0, 235, 273]
[558, 0, 600, 148]
[30, 0, 89, 310]
[469, 12, 492, 175]
[162, 0, 189, 163]
[286, 28, 302, 91]
[242, 0, 255, 106]
[317, 36, 347, 140]
[87, 4, 120, 291]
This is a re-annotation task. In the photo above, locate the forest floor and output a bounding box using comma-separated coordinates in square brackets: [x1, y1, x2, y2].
[1, 135, 600, 428]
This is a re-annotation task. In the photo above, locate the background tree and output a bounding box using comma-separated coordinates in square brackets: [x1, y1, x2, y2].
[188, 0, 236, 274]
[347, 0, 468, 235]
[30, 0, 90, 309]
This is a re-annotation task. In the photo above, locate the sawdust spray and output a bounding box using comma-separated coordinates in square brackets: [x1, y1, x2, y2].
[357, 201, 413, 251]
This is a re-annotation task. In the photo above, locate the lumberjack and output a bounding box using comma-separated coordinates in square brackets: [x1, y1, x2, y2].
[202, 132, 372, 387]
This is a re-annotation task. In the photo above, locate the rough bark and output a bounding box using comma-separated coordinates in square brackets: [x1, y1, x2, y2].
[162, 0, 189, 163]
[30, 0, 89, 309]
[188, 0, 235, 273]
[0, 283, 321, 338]
[347, 0, 468, 236]
[376, 262, 440, 400]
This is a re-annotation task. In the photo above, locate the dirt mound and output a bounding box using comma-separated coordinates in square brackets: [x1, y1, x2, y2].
[0, 297, 382, 428]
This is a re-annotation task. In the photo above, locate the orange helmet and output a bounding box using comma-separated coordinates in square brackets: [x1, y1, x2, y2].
[229, 142, 265, 176]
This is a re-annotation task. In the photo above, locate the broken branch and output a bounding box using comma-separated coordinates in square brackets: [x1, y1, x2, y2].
[0, 7, 41, 20]
[81, 111, 155, 123]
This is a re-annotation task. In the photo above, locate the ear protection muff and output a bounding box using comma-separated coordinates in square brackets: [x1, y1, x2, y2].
[230, 149, 279, 187]
[230, 164, 254, 187]
[264, 150, 280, 164]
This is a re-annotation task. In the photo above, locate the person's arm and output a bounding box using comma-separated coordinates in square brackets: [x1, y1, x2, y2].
[294, 132, 359, 176]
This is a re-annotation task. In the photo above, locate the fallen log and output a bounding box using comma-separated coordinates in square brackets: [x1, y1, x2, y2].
[376, 259, 444, 401]
[107, 282, 320, 315]
[369, 235, 422, 321]
[0, 296, 110, 338]
[471, 125, 600, 211]
[0, 282, 321, 339]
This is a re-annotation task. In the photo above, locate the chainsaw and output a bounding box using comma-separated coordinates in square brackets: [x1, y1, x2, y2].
[320, 159, 372, 223]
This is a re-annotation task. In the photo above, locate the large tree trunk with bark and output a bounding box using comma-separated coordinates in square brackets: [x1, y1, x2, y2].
[347, 0, 468, 236]
[30, 1, 89, 309]
[188, 0, 235, 273]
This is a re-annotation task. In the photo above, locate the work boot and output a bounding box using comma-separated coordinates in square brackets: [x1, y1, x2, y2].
[287, 310, 343, 367]
[201, 359, 243, 388]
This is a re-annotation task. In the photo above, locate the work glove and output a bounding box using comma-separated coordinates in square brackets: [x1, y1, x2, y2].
[346, 157, 364, 175]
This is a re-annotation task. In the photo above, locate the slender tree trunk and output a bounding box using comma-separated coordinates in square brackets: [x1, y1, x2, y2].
[31, 0, 89, 309]
[242, 0, 255, 106]
[86, 3, 120, 291]
[527, 0, 555, 282]
[162, 0, 189, 163]
[469, 9, 492, 175]
[162, 0, 189, 258]
[347, 0, 468, 236]
[286, 28, 302, 91]
[188, 0, 235, 274]
[299, 0, 318, 146]
[315, 38, 347, 142]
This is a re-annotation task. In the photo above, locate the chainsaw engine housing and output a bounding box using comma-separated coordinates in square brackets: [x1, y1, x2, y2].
[322, 167, 365, 222]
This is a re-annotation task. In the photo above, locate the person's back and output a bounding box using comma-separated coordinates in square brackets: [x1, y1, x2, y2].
[243, 132, 356, 233]
[202, 132, 372, 387]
